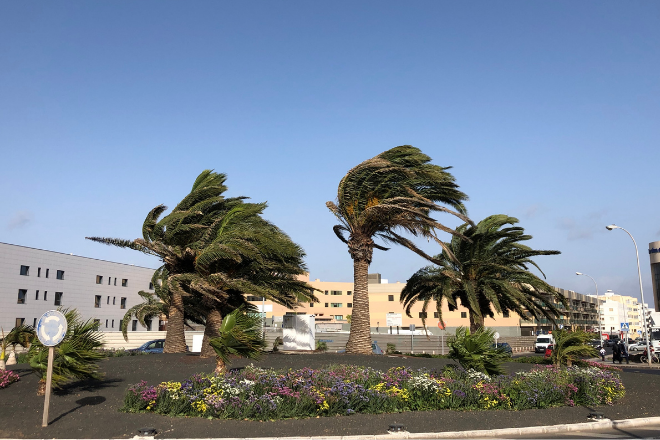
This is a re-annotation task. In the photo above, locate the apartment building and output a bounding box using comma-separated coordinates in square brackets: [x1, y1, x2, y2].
[249, 273, 602, 337]
[0, 242, 158, 332]
[590, 290, 644, 336]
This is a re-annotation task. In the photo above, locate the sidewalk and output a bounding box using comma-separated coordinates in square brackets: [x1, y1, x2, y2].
[589, 357, 660, 369]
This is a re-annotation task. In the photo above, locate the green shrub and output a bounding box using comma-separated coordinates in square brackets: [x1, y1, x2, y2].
[447, 327, 510, 375]
[511, 355, 550, 364]
[272, 336, 283, 352]
[316, 341, 328, 352]
[386, 343, 397, 354]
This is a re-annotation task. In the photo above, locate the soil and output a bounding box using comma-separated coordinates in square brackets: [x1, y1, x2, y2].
[1, 353, 659, 439]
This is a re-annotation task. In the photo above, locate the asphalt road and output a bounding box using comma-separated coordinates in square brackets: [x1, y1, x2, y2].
[479, 422, 660, 439]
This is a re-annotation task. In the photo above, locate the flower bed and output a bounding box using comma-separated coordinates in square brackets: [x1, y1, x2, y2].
[0, 370, 20, 389]
[122, 364, 625, 420]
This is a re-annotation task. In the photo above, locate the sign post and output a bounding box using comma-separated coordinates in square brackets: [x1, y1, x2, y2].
[437, 321, 446, 355]
[37, 310, 68, 428]
[409, 324, 415, 353]
[494, 331, 500, 348]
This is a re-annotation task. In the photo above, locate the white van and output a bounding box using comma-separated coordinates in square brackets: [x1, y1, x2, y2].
[535, 335, 554, 353]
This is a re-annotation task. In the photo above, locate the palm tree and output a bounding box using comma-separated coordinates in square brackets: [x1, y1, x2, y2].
[550, 329, 597, 366]
[447, 326, 511, 376]
[209, 308, 266, 374]
[87, 170, 244, 352]
[0, 324, 35, 368]
[400, 214, 566, 332]
[29, 309, 105, 395]
[327, 146, 470, 354]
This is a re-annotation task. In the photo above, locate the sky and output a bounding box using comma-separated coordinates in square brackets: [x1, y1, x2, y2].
[1, 2, 659, 307]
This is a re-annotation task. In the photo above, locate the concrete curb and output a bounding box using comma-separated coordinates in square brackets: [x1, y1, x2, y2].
[165, 416, 660, 440]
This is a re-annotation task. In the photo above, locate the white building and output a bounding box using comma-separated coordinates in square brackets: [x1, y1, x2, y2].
[0, 242, 158, 333]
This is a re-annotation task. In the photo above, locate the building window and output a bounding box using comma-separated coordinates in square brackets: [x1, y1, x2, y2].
[56, 270, 65, 280]
[15, 318, 24, 327]
[35, 290, 39, 300]
[503, 311, 510, 318]
[93, 319, 100, 329]
[461, 312, 467, 318]
[388, 295, 394, 301]
[324, 303, 329, 307]
[107, 296, 110, 305]
[121, 297, 126, 309]
[324, 290, 329, 295]
[246, 296, 265, 301]
[20, 265, 29, 276]
[334, 315, 343, 321]
[33, 318, 37, 327]
[419, 312, 427, 318]
[347, 303, 352, 308]
[44, 291, 48, 301]
[17, 289, 27, 304]
[309, 303, 314, 307]
[122, 279, 128, 287]
[38, 267, 41, 277]
[331, 290, 342, 295]
[114, 277, 117, 286]
[96, 275, 103, 284]
[434, 312, 439, 318]
[330, 303, 342, 308]
[105, 319, 108, 328]
[54, 292, 63, 306]
[108, 277, 111, 285]
[132, 320, 138, 331]
[94, 295, 101, 308]
[45, 269, 49, 278]
[149, 282, 154, 290]
[113, 297, 116, 305]
[347, 291, 352, 296]
[111, 319, 114, 328]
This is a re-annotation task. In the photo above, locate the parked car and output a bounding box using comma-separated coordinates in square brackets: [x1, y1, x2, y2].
[544, 344, 554, 358]
[535, 335, 554, 353]
[491, 342, 512, 355]
[604, 337, 620, 348]
[131, 339, 166, 353]
[628, 341, 648, 352]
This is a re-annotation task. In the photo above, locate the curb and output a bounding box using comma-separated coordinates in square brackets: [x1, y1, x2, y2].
[154, 416, 660, 440]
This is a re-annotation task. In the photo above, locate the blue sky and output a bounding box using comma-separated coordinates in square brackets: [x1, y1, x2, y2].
[1, 2, 659, 306]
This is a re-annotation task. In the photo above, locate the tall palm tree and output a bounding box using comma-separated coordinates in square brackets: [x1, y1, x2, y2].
[87, 170, 244, 352]
[400, 214, 566, 332]
[327, 146, 470, 354]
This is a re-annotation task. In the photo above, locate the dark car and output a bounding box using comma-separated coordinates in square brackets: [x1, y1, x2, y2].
[605, 338, 620, 348]
[132, 339, 166, 353]
[492, 342, 512, 355]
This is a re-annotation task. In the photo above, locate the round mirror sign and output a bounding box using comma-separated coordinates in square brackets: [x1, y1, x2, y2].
[37, 310, 68, 346]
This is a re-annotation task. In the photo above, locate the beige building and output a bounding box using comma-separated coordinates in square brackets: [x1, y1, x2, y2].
[590, 290, 643, 336]
[248, 273, 600, 337]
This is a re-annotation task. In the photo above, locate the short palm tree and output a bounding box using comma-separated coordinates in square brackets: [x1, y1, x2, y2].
[209, 308, 266, 374]
[447, 326, 510, 376]
[550, 329, 597, 366]
[1, 325, 35, 369]
[87, 170, 244, 352]
[29, 309, 105, 395]
[327, 146, 470, 354]
[401, 214, 566, 332]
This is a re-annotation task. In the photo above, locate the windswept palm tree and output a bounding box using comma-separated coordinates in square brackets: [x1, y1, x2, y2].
[401, 214, 566, 332]
[87, 170, 244, 352]
[209, 308, 266, 374]
[327, 146, 470, 354]
[550, 329, 597, 366]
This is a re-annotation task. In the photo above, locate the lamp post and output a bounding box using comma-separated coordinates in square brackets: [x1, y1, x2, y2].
[576, 272, 602, 344]
[605, 224, 651, 366]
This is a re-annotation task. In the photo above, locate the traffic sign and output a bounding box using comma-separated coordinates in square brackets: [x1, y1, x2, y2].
[437, 321, 445, 330]
[620, 322, 630, 332]
[37, 310, 68, 347]
[409, 324, 416, 332]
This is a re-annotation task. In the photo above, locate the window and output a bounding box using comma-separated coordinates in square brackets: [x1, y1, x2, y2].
[121, 297, 126, 309]
[503, 311, 510, 318]
[609, 308, 613, 312]
[461, 312, 467, 318]
[44, 291, 48, 301]
[309, 303, 314, 307]
[33, 318, 37, 327]
[111, 319, 114, 328]
[388, 295, 394, 301]
[149, 282, 154, 290]
[419, 312, 427, 318]
[107, 296, 110, 305]
[324, 303, 329, 307]
[38, 267, 41, 277]
[17, 289, 27, 304]
[15, 318, 24, 327]
[96, 275, 103, 284]
[246, 296, 265, 301]
[121, 279, 128, 287]
[105, 319, 108, 328]
[114, 277, 117, 286]
[94, 295, 101, 308]
[93, 319, 100, 329]
[324, 290, 329, 295]
[334, 315, 343, 321]
[45, 269, 49, 278]
[347, 291, 352, 296]
[113, 297, 116, 305]
[108, 277, 111, 285]
[331, 290, 342, 295]
[434, 312, 439, 318]
[56, 270, 64, 280]
[132, 320, 138, 331]
[35, 290, 39, 300]
[347, 303, 352, 308]
[54, 292, 63, 306]
[20, 265, 29, 276]
[330, 303, 342, 307]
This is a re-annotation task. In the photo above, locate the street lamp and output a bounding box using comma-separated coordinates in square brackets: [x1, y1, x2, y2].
[605, 224, 652, 366]
[576, 272, 602, 344]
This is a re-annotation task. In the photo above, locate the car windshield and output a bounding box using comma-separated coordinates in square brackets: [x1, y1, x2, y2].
[537, 338, 550, 343]
[651, 330, 660, 341]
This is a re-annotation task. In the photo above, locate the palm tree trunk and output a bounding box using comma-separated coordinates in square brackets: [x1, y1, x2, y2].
[201, 303, 223, 359]
[345, 257, 372, 354]
[469, 312, 484, 333]
[163, 290, 187, 353]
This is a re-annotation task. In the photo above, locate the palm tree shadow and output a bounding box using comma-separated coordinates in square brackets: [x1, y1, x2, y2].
[54, 377, 124, 395]
[49, 396, 106, 424]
